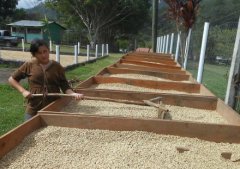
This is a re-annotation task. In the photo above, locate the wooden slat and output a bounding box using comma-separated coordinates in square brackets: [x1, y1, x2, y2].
[105, 67, 190, 81]
[120, 59, 181, 70]
[122, 56, 177, 65]
[39, 114, 240, 143]
[93, 76, 200, 93]
[75, 89, 218, 110]
[216, 99, 240, 126]
[114, 63, 186, 74]
[128, 52, 173, 58]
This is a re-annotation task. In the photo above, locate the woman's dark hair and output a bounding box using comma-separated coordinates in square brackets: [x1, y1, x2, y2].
[30, 39, 49, 56]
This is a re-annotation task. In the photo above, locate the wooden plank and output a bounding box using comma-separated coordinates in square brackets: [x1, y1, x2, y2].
[123, 56, 177, 65]
[75, 89, 218, 110]
[39, 114, 240, 143]
[128, 52, 173, 58]
[120, 59, 181, 70]
[75, 76, 95, 88]
[106, 67, 190, 81]
[1, 113, 240, 158]
[216, 99, 240, 126]
[93, 76, 200, 93]
[125, 54, 174, 62]
[114, 63, 186, 74]
[0, 116, 42, 159]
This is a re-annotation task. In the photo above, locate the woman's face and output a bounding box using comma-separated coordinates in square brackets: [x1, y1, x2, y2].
[34, 45, 50, 64]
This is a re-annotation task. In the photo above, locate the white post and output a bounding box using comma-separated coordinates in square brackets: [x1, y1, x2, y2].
[158, 37, 161, 53]
[197, 22, 210, 83]
[56, 45, 60, 62]
[175, 32, 181, 62]
[159, 37, 162, 53]
[49, 40, 52, 52]
[87, 45, 90, 61]
[156, 37, 159, 53]
[106, 44, 109, 55]
[102, 44, 104, 57]
[165, 35, 169, 53]
[77, 42, 80, 54]
[225, 17, 240, 106]
[160, 36, 163, 53]
[183, 28, 192, 69]
[95, 44, 98, 58]
[22, 39, 25, 52]
[170, 33, 174, 54]
[74, 45, 78, 64]
[163, 36, 166, 53]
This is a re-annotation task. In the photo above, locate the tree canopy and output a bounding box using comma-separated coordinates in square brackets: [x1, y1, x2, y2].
[45, 0, 150, 45]
[0, 0, 18, 27]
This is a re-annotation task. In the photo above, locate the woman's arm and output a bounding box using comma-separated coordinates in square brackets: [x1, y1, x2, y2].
[8, 76, 31, 98]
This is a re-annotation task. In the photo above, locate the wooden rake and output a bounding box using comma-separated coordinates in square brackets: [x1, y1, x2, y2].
[143, 96, 168, 119]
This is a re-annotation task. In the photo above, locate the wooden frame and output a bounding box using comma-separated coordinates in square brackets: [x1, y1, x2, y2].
[76, 76, 215, 96]
[97, 67, 191, 81]
[2, 112, 240, 159]
[119, 59, 181, 70]
[112, 63, 187, 74]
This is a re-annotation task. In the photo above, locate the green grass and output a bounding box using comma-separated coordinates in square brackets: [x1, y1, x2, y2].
[0, 53, 122, 136]
[66, 53, 122, 80]
[188, 63, 230, 100]
[0, 84, 25, 136]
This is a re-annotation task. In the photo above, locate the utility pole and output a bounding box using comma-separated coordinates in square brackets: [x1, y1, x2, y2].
[152, 0, 158, 52]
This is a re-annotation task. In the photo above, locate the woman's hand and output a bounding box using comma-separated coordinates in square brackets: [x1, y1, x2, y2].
[70, 93, 84, 100]
[22, 90, 32, 99]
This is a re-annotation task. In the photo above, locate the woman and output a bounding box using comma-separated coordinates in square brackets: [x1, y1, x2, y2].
[8, 39, 84, 120]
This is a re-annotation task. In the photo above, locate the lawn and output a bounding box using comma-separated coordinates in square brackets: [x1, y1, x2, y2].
[0, 53, 122, 136]
[187, 62, 230, 100]
[0, 56, 231, 136]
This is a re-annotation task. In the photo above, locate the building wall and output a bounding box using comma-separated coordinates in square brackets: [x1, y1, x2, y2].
[10, 23, 65, 44]
[43, 23, 65, 44]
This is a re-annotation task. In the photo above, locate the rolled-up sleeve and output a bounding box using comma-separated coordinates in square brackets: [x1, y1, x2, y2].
[11, 62, 30, 82]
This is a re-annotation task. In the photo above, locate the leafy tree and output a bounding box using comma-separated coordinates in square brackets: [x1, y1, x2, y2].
[45, 0, 150, 47]
[0, 0, 18, 27]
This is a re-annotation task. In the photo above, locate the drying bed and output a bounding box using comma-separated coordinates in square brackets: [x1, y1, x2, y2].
[1, 125, 240, 168]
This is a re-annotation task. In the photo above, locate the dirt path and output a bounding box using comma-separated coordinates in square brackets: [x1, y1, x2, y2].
[0, 68, 15, 83]
[0, 50, 94, 84]
[0, 50, 89, 67]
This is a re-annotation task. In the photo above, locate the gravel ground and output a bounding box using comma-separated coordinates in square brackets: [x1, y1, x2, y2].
[103, 73, 191, 83]
[91, 83, 199, 95]
[1, 126, 240, 169]
[61, 100, 226, 124]
[0, 50, 88, 67]
[61, 100, 158, 119]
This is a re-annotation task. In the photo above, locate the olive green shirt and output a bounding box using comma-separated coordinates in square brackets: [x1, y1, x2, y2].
[12, 59, 71, 115]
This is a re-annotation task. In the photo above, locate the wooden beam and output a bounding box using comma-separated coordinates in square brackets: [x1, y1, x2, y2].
[74, 89, 218, 110]
[122, 56, 177, 65]
[106, 67, 190, 81]
[120, 59, 181, 70]
[38, 114, 240, 143]
[114, 63, 186, 74]
[92, 76, 200, 93]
